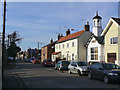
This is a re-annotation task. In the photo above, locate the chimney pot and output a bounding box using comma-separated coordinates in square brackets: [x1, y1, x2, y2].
[87, 21, 89, 25]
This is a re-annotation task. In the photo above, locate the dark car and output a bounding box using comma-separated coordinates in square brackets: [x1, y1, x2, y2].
[55, 60, 70, 71]
[87, 63, 120, 84]
[42, 60, 53, 66]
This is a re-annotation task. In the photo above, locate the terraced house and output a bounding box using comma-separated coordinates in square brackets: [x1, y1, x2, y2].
[52, 22, 92, 62]
[41, 39, 57, 62]
[101, 17, 120, 66]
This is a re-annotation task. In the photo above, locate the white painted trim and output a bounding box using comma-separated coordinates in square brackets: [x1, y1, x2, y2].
[101, 17, 120, 36]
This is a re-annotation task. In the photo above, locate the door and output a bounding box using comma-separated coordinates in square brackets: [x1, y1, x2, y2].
[107, 53, 116, 63]
[66, 51, 69, 61]
[74, 62, 78, 73]
[95, 63, 104, 79]
[92, 63, 99, 78]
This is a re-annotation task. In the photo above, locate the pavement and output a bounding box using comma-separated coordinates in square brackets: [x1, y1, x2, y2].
[2, 61, 27, 89]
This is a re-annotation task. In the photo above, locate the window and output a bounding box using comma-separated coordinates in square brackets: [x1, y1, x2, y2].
[72, 42, 74, 47]
[110, 37, 118, 44]
[59, 45, 61, 49]
[56, 45, 58, 49]
[97, 20, 99, 26]
[43, 54, 45, 56]
[92, 63, 102, 69]
[94, 20, 95, 27]
[91, 47, 98, 60]
[62, 44, 64, 48]
[72, 54, 74, 60]
[71, 62, 75, 66]
[67, 43, 69, 48]
[77, 62, 88, 66]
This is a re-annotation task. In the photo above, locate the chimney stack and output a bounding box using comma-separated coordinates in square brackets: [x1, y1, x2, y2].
[50, 38, 53, 43]
[66, 29, 70, 36]
[58, 34, 61, 40]
[84, 21, 90, 31]
[61, 34, 63, 38]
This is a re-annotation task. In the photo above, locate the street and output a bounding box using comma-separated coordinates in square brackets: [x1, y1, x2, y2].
[3, 60, 120, 89]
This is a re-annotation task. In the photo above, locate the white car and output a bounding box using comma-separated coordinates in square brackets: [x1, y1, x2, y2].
[68, 61, 88, 76]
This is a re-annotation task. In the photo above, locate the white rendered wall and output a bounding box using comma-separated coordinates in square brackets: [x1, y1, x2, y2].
[55, 38, 78, 61]
[87, 37, 104, 62]
[93, 19, 102, 36]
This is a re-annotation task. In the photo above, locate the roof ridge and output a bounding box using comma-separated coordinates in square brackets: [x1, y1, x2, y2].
[57, 30, 85, 43]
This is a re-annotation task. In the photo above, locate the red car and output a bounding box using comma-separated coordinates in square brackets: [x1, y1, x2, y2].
[32, 58, 40, 64]
[42, 60, 53, 66]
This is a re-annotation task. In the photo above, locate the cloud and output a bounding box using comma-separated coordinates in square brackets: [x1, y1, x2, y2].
[5, 2, 118, 51]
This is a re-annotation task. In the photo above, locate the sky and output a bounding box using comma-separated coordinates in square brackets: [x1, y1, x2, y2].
[0, 1, 119, 51]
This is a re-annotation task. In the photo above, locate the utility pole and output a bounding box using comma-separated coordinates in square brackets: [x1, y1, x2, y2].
[2, 0, 6, 78]
[37, 41, 39, 59]
[38, 41, 39, 49]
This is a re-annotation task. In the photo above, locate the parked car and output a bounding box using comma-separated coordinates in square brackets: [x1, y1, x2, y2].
[55, 60, 70, 71]
[42, 60, 53, 66]
[32, 58, 40, 64]
[68, 61, 88, 76]
[87, 63, 120, 84]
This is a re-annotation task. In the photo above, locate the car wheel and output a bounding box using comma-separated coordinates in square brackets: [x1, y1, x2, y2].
[68, 69, 72, 74]
[88, 72, 93, 79]
[78, 70, 81, 76]
[104, 75, 109, 84]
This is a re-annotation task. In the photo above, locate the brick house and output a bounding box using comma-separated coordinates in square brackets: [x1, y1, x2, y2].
[41, 39, 57, 62]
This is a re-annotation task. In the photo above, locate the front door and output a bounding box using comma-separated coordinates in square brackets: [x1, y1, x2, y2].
[107, 53, 116, 63]
[66, 51, 69, 61]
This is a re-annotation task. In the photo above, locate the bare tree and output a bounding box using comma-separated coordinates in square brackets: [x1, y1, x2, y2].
[7, 31, 23, 46]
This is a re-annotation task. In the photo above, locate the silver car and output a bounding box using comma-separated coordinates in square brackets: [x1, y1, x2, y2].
[68, 61, 88, 76]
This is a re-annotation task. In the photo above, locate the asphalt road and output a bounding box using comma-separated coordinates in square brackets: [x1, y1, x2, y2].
[5, 60, 120, 88]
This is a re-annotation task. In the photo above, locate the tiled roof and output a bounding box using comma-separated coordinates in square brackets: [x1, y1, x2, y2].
[57, 30, 85, 43]
[85, 33, 104, 47]
[42, 41, 57, 48]
[111, 17, 120, 25]
[94, 36, 104, 44]
[52, 52, 61, 55]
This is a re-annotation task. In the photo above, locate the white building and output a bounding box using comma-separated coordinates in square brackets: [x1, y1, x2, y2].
[52, 22, 92, 62]
[85, 12, 105, 64]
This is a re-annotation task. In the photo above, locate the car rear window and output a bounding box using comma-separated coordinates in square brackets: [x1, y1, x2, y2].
[77, 62, 88, 66]
[62, 61, 70, 64]
[47, 60, 52, 62]
[43, 60, 47, 62]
